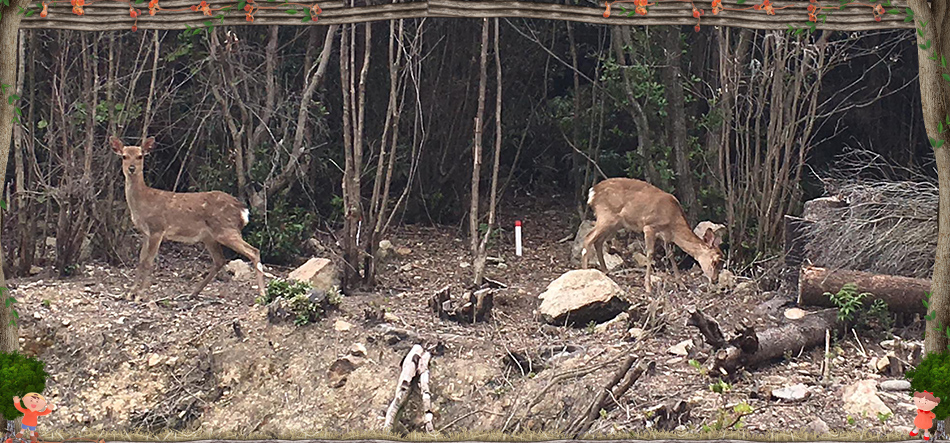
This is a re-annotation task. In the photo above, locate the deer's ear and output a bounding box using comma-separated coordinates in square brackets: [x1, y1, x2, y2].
[141, 137, 155, 154]
[702, 228, 716, 247]
[109, 136, 124, 155]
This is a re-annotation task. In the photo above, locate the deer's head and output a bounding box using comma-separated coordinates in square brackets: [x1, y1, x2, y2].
[110, 136, 154, 178]
[697, 228, 724, 285]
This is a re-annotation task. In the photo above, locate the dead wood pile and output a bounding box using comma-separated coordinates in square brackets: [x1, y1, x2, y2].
[801, 178, 936, 279]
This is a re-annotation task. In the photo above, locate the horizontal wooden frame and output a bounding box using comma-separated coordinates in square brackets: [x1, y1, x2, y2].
[18, 0, 915, 31]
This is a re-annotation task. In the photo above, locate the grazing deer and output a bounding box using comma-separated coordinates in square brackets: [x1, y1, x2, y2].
[109, 136, 266, 300]
[580, 177, 723, 292]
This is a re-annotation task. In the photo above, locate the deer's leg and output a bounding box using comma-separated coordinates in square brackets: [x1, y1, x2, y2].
[663, 239, 683, 286]
[581, 220, 612, 271]
[192, 240, 227, 297]
[218, 232, 266, 298]
[133, 232, 164, 300]
[643, 225, 656, 293]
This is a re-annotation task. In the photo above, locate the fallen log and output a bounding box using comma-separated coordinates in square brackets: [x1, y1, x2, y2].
[688, 307, 838, 376]
[798, 265, 929, 314]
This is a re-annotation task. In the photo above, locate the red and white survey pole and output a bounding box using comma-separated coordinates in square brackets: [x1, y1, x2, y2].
[515, 220, 523, 256]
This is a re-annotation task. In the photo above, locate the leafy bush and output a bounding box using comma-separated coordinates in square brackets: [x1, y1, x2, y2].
[0, 352, 49, 421]
[906, 351, 950, 421]
[259, 278, 341, 326]
[826, 283, 891, 330]
[245, 200, 316, 265]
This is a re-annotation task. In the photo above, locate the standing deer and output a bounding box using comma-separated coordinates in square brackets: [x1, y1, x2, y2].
[580, 177, 723, 292]
[110, 136, 266, 300]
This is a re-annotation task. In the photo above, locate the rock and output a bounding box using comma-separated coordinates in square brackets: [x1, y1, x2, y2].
[842, 379, 893, 418]
[628, 327, 646, 340]
[570, 220, 595, 263]
[395, 247, 412, 256]
[802, 418, 831, 435]
[224, 259, 254, 281]
[875, 355, 891, 373]
[631, 252, 650, 268]
[497, 262, 509, 270]
[667, 340, 692, 356]
[288, 257, 340, 292]
[460, 262, 470, 269]
[772, 383, 811, 401]
[147, 354, 163, 367]
[334, 319, 353, 332]
[383, 312, 401, 323]
[718, 269, 737, 288]
[349, 343, 367, 357]
[880, 380, 912, 391]
[28, 266, 42, 275]
[45, 236, 56, 247]
[305, 237, 327, 255]
[327, 355, 362, 388]
[538, 270, 630, 326]
[377, 240, 394, 261]
[594, 312, 629, 334]
[735, 280, 758, 296]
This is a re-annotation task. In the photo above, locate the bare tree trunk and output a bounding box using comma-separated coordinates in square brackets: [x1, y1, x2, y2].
[907, 0, 950, 355]
[611, 26, 662, 187]
[141, 30, 160, 141]
[470, 18, 489, 255]
[474, 18, 503, 286]
[12, 29, 26, 276]
[566, 18, 583, 217]
[0, 0, 32, 391]
[662, 26, 698, 225]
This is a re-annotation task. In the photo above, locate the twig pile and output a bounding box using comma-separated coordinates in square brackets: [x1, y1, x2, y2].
[803, 149, 937, 278]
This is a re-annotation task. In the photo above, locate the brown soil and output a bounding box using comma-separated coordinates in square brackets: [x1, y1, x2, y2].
[9, 196, 923, 438]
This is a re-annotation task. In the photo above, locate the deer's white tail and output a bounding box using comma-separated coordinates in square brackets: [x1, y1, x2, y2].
[587, 187, 596, 205]
[241, 208, 250, 225]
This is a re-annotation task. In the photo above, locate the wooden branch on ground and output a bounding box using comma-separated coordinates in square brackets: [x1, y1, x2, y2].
[688, 308, 838, 376]
[686, 307, 726, 348]
[383, 344, 434, 432]
[569, 357, 653, 438]
[19, 0, 915, 30]
[798, 265, 929, 314]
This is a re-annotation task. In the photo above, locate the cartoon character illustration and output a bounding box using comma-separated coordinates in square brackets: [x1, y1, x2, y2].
[911, 390, 941, 441]
[12, 393, 53, 442]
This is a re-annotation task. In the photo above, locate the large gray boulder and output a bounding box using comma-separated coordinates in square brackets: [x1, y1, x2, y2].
[538, 269, 630, 326]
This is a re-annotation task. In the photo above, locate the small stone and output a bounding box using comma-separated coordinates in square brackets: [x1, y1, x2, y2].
[349, 343, 367, 357]
[628, 327, 646, 340]
[497, 262, 509, 270]
[395, 247, 412, 256]
[29, 266, 42, 275]
[147, 354, 163, 367]
[875, 356, 891, 373]
[383, 312, 400, 323]
[718, 269, 737, 288]
[842, 379, 893, 418]
[334, 319, 353, 332]
[880, 380, 912, 391]
[802, 418, 831, 435]
[666, 357, 684, 365]
[460, 261, 471, 268]
[772, 383, 810, 401]
[667, 339, 692, 356]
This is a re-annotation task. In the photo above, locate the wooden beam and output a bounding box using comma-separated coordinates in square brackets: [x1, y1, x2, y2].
[18, 0, 915, 30]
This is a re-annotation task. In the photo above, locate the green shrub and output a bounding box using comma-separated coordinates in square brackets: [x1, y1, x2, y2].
[0, 352, 49, 421]
[906, 351, 950, 421]
[245, 200, 316, 265]
[259, 278, 341, 326]
[826, 283, 892, 331]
